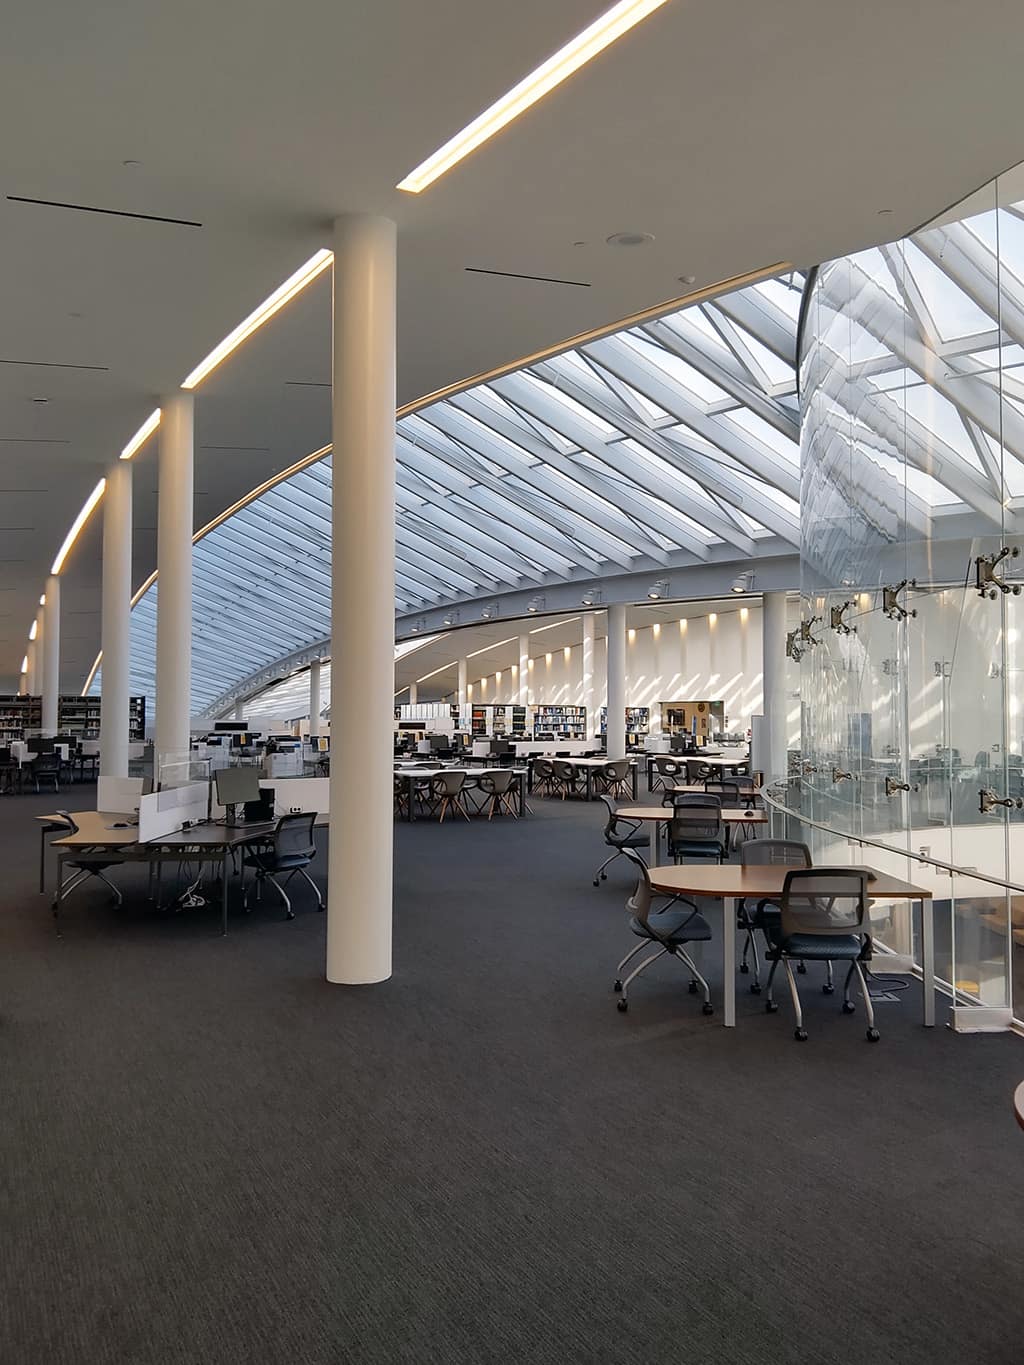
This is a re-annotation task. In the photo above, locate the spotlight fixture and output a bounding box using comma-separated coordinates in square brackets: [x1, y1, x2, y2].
[526, 594, 546, 613]
[480, 601, 499, 621]
[395, 0, 671, 194]
[580, 587, 602, 607]
[647, 578, 669, 600]
[730, 571, 754, 594]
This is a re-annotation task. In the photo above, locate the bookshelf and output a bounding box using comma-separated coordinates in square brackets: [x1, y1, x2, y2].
[533, 705, 586, 739]
[0, 694, 41, 744]
[599, 706, 651, 748]
[56, 695, 146, 740]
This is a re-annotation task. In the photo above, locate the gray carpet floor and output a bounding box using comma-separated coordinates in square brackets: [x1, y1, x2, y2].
[1, 784, 1023, 1364]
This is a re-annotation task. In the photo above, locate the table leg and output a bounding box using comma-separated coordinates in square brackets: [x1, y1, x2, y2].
[54, 851, 65, 934]
[631, 765, 638, 801]
[222, 847, 230, 936]
[406, 775, 415, 822]
[920, 897, 935, 1027]
[527, 764, 535, 796]
[723, 896, 736, 1027]
[39, 825, 46, 894]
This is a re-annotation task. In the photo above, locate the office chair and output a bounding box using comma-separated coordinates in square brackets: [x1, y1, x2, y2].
[613, 847, 713, 1016]
[649, 755, 683, 793]
[704, 779, 740, 805]
[593, 794, 649, 886]
[597, 758, 632, 800]
[50, 811, 124, 910]
[531, 758, 557, 798]
[667, 798, 726, 864]
[243, 812, 322, 919]
[552, 759, 582, 800]
[763, 867, 878, 1042]
[0, 746, 20, 794]
[685, 758, 712, 784]
[737, 838, 811, 993]
[477, 768, 518, 820]
[30, 751, 61, 794]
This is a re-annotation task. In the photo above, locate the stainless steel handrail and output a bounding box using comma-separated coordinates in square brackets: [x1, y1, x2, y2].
[762, 778, 1024, 898]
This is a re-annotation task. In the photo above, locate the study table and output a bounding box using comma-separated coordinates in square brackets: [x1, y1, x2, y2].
[394, 766, 529, 822]
[646, 752, 750, 790]
[48, 810, 278, 935]
[616, 804, 766, 857]
[526, 756, 639, 801]
[644, 862, 934, 1028]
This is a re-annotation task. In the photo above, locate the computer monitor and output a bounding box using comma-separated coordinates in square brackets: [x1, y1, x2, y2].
[492, 738, 511, 755]
[214, 765, 262, 810]
[317, 737, 329, 753]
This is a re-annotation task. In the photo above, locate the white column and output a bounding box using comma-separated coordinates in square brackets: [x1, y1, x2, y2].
[606, 603, 626, 757]
[518, 634, 529, 706]
[582, 612, 595, 737]
[407, 681, 417, 706]
[233, 702, 244, 722]
[308, 659, 322, 736]
[154, 392, 194, 762]
[762, 591, 788, 778]
[41, 574, 60, 733]
[100, 460, 132, 777]
[457, 658, 467, 707]
[26, 640, 37, 695]
[327, 213, 396, 986]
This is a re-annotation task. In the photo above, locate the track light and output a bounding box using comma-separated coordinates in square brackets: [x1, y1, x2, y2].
[580, 587, 601, 607]
[731, 571, 754, 594]
[480, 601, 499, 621]
[647, 578, 669, 600]
[527, 594, 546, 613]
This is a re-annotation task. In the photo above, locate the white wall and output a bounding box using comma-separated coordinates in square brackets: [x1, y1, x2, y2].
[463, 604, 801, 746]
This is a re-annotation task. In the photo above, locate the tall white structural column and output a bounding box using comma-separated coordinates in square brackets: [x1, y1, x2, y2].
[308, 659, 322, 736]
[154, 393, 194, 761]
[457, 658, 468, 707]
[100, 459, 133, 777]
[518, 634, 529, 706]
[327, 213, 397, 986]
[762, 591, 788, 778]
[582, 612, 595, 737]
[41, 574, 61, 733]
[606, 603, 627, 757]
[407, 681, 417, 706]
[26, 640, 37, 695]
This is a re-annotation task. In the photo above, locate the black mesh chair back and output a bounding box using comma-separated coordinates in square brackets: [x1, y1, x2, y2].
[624, 846, 656, 932]
[663, 790, 722, 811]
[669, 803, 724, 844]
[779, 868, 869, 939]
[704, 780, 740, 805]
[615, 847, 714, 1013]
[274, 811, 317, 864]
[740, 838, 810, 869]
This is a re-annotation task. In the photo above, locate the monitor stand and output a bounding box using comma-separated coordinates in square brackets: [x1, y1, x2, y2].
[224, 803, 242, 827]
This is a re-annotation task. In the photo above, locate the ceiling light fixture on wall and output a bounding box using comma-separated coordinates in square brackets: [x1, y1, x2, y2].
[51, 478, 105, 575]
[647, 578, 669, 600]
[442, 610, 460, 627]
[731, 571, 754, 593]
[480, 601, 500, 620]
[580, 587, 602, 606]
[120, 407, 161, 461]
[181, 248, 333, 390]
[527, 594, 546, 613]
[395, 0, 671, 194]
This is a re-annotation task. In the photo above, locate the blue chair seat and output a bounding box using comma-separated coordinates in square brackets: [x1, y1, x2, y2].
[613, 832, 650, 850]
[774, 932, 862, 961]
[630, 907, 712, 945]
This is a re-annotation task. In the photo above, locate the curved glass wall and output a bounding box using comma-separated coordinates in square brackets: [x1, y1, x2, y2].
[798, 162, 1024, 1024]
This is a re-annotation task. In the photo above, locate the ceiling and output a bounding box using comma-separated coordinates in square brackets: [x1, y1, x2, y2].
[3, 0, 1024, 691]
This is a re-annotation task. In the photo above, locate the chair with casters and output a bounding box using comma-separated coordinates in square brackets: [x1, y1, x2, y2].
[50, 811, 125, 911]
[704, 779, 740, 805]
[430, 770, 472, 823]
[593, 794, 650, 886]
[31, 751, 61, 794]
[477, 768, 518, 820]
[649, 755, 683, 793]
[0, 746, 21, 794]
[613, 847, 714, 1016]
[737, 838, 811, 993]
[667, 798, 726, 864]
[596, 758, 632, 800]
[763, 867, 878, 1042]
[243, 812, 322, 919]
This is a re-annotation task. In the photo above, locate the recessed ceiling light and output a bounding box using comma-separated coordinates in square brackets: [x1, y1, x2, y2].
[122, 159, 141, 167]
[606, 231, 654, 248]
[396, 0, 672, 194]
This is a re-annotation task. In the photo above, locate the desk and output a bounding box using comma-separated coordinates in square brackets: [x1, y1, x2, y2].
[50, 812, 277, 935]
[527, 756, 638, 801]
[617, 804, 766, 858]
[394, 766, 528, 822]
[645, 863, 933, 1029]
[1015, 1080, 1024, 1133]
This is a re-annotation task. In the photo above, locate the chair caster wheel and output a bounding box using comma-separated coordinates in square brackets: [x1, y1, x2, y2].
[794, 1028, 808, 1042]
[842, 1001, 856, 1014]
[613, 979, 622, 993]
[866, 1028, 880, 1042]
[796, 962, 807, 974]
[286, 911, 295, 921]
[750, 982, 762, 994]
[701, 1002, 714, 1016]
[739, 962, 749, 974]
[600, 872, 607, 881]
[688, 981, 698, 994]
[822, 984, 834, 995]
[765, 1001, 779, 1013]
[593, 879, 600, 887]
[616, 998, 629, 1012]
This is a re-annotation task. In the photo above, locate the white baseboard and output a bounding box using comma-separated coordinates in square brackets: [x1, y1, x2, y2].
[950, 1007, 1013, 1033]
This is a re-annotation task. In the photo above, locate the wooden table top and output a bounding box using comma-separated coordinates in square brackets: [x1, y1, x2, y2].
[48, 811, 140, 847]
[618, 805, 766, 824]
[48, 810, 277, 850]
[646, 862, 932, 900]
[1015, 1080, 1024, 1133]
